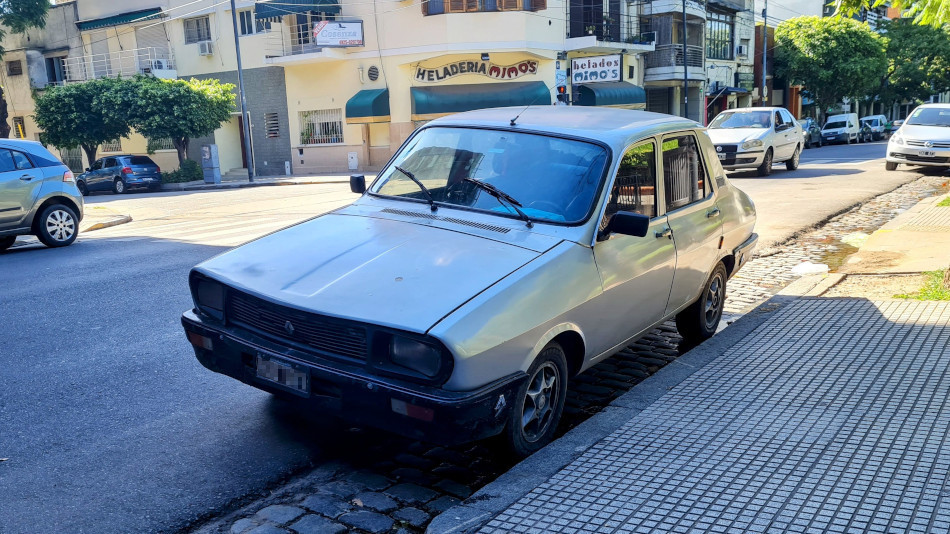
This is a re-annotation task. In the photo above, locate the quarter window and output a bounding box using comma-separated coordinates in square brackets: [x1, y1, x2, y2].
[184, 16, 212, 44]
[11, 151, 33, 170]
[605, 141, 657, 226]
[663, 134, 708, 211]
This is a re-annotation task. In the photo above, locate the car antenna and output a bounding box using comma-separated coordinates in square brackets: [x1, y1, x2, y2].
[510, 84, 554, 126]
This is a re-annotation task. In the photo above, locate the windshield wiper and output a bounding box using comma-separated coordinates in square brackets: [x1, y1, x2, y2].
[394, 166, 437, 212]
[462, 178, 534, 228]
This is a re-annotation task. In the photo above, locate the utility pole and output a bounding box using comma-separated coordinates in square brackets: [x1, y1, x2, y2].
[682, 0, 689, 119]
[229, 0, 254, 182]
[760, 0, 767, 107]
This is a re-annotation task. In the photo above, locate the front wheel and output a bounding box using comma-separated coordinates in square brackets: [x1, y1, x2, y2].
[502, 342, 568, 458]
[885, 161, 898, 171]
[0, 235, 16, 251]
[786, 145, 801, 171]
[676, 262, 728, 344]
[756, 148, 773, 177]
[36, 204, 78, 248]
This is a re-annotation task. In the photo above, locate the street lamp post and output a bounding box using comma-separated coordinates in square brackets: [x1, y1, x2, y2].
[682, 0, 689, 120]
[229, 0, 254, 182]
[761, 0, 767, 107]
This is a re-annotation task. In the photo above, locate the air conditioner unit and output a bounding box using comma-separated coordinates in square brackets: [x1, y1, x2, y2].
[198, 41, 214, 56]
[736, 44, 749, 57]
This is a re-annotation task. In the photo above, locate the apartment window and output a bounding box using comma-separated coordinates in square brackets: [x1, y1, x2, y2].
[662, 134, 708, 211]
[299, 109, 343, 145]
[101, 139, 122, 153]
[6, 60, 22, 76]
[184, 16, 212, 44]
[264, 113, 280, 138]
[12, 117, 26, 139]
[45, 57, 66, 85]
[705, 10, 734, 60]
[425, 0, 543, 15]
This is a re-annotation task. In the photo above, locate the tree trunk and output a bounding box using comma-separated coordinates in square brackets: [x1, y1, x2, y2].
[173, 137, 188, 164]
[0, 86, 11, 139]
[81, 144, 97, 168]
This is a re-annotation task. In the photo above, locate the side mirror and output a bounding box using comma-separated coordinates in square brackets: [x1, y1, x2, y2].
[350, 174, 366, 194]
[603, 211, 650, 239]
[85, 168, 90, 172]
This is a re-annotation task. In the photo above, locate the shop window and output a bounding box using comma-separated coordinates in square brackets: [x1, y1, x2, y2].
[6, 60, 22, 76]
[12, 117, 25, 139]
[299, 109, 343, 145]
[662, 134, 707, 211]
[101, 139, 122, 153]
[264, 113, 280, 138]
[705, 9, 734, 60]
[184, 16, 212, 44]
[602, 141, 657, 233]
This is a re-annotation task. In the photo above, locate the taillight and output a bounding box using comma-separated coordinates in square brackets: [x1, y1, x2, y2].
[63, 170, 74, 182]
[121, 166, 133, 174]
[155, 166, 161, 173]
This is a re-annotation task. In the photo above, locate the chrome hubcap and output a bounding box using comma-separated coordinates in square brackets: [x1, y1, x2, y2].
[704, 274, 724, 328]
[116, 181, 124, 193]
[521, 361, 560, 443]
[46, 210, 75, 242]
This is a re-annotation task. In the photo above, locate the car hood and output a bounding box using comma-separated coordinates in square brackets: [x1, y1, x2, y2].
[899, 124, 950, 142]
[195, 213, 553, 333]
[706, 128, 767, 144]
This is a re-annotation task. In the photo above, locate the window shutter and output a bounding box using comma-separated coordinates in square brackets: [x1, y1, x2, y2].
[530, 0, 546, 11]
[465, 0, 479, 11]
[449, 0, 465, 12]
[264, 113, 280, 138]
[500, 0, 520, 10]
[425, 0, 444, 14]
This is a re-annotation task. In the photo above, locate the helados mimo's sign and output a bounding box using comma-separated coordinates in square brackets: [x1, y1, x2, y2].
[571, 55, 621, 83]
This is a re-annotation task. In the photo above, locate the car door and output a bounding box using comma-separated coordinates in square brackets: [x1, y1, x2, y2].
[0, 149, 44, 228]
[102, 157, 118, 188]
[662, 132, 724, 316]
[87, 159, 104, 190]
[780, 109, 801, 154]
[590, 139, 676, 356]
[772, 111, 792, 159]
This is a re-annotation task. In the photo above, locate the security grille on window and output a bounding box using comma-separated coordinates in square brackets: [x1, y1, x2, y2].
[264, 113, 280, 138]
[705, 10, 734, 60]
[148, 138, 175, 151]
[662, 135, 708, 211]
[12, 117, 26, 139]
[299, 109, 343, 145]
[184, 16, 212, 44]
[6, 60, 22, 76]
[101, 139, 122, 153]
[604, 142, 657, 229]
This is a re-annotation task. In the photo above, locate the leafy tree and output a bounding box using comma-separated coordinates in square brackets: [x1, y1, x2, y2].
[874, 19, 950, 110]
[0, 0, 51, 137]
[830, 0, 949, 27]
[33, 77, 136, 164]
[125, 77, 236, 164]
[775, 16, 886, 121]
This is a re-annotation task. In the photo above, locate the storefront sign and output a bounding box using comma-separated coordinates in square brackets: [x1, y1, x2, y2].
[414, 59, 538, 83]
[313, 21, 364, 47]
[571, 55, 621, 83]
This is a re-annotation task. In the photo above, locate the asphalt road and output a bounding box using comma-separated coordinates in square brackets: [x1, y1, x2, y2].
[0, 142, 940, 533]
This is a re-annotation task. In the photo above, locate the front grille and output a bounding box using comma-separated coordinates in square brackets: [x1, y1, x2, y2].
[891, 153, 950, 163]
[228, 291, 367, 360]
[906, 140, 950, 148]
[716, 144, 738, 154]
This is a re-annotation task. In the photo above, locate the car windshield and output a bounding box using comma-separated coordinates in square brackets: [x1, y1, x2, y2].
[709, 111, 772, 129]
[371, 127, 609, 224]
[906, 108, 950, 127]
[824, 121, 847, 130]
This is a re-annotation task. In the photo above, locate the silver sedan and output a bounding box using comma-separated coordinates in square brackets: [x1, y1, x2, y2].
[181, 107, 757, 456]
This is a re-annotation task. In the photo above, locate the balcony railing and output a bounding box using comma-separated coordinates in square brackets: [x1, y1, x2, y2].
[264, 22, 364, 58]
[568, 12, 651, 43]
[62, 47, 175, 83]
[645, 44, 704, 69]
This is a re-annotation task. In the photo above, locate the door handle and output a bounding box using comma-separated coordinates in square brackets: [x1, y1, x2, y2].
[19, 175, 33, 181]
[706, 207, 721, 218]
[655, 226, 672, 239]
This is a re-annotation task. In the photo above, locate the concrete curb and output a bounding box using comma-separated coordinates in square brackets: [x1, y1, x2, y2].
[81, 215, 132, 232]
[160, 179, 348, 192]
[425, 295, 798, 534]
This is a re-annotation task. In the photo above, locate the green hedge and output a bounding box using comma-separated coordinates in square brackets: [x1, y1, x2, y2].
[161, 160, 203, 183]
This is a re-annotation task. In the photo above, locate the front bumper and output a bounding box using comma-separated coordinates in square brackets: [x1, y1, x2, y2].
[718, 150, 765, 170]
[181, 310, 526, 445]
[822, 133, 850, 144]
[886, 145, 950, 167]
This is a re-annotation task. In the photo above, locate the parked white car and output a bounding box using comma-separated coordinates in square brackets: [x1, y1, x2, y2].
[181, 107, 758, 455]
[707, 107, 803, 176]
[886, 103, 950, 171]
[821, 113, 860, 144]
[860, 114, 888, 141]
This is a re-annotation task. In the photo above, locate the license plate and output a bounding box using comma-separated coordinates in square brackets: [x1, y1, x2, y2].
[920, 150, 936, 157]
[718, 154, 726, 160]
[256, 353, 309, 394]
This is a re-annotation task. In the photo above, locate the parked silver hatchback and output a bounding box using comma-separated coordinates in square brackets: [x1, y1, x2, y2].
[0, 140, 83, 251]
[181, 107, 757, 456]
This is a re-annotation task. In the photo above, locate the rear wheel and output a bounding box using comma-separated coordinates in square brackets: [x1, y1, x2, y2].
[502, 342, 568, 458]
[113, 178, 126, 194]
[36, 204, 78, 247]
[676, 262, 728, 344]
[756, 148, 773, 177]
[885, 161, 898, 171]
[786, 145, 801, 171]
[0, 235, 15, 251]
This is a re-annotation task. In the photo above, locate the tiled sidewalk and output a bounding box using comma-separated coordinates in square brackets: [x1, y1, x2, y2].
[477, 299, 950, 534]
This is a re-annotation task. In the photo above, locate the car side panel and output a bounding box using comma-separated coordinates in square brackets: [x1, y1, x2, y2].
[0, 167, 44, 227]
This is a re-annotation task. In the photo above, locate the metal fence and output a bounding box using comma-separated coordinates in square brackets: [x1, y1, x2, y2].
[645, 44, 704, 69]
[62, 47, 175, 83]
[567, 12, 653, 44]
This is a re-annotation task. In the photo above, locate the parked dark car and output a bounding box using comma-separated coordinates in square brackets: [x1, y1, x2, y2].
[77, 155, 161, 195]
[857, 123, 874, 143]
[0, 139, 83, 251]
[800, 117, 822, 149]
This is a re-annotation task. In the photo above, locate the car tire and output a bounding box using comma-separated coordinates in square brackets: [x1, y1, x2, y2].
[0, 235, 15, 251]
[36, 203, 78, 248]
[77, 181, 88, 196]
[885, 161, 898, 171]
[786, 145, 801, 171]
[676, 262, 728, 345]
[756, 148, 773, 177]
[502, 341, 569, 458]
[817, 137, 823, 148]
[113, 178, 126, 194]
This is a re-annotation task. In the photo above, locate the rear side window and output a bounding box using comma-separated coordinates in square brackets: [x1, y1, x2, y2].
[3, 143, 65, 167]
[12, 151, 33, 170]
[663, 134, 708, 211]
[0, 150, 15, 172]
[104, 158, 118, 167]
[126, 156, 156, 165]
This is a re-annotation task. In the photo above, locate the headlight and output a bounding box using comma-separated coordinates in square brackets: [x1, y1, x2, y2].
[390, 336, 443, 377]
[191, 274, 225, 318]
[891, 133, 904, 145]
[740, 139, 763, 150]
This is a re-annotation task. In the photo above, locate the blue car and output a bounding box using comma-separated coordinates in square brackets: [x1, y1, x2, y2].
[77, 154, 162, 195]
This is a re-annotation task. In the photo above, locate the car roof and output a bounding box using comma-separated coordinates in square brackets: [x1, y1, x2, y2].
[428, 107, 700, 148]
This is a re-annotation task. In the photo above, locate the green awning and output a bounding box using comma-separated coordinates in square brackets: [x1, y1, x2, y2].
[411, 81, 551, 121]
[346, 89, 390, 124]
[255, 0, 341, 19]
[574, 82, 646, 109]
[76, 8, 163, 31]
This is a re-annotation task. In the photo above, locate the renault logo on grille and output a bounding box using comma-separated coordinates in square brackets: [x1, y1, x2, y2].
[284, 320, 295, 336]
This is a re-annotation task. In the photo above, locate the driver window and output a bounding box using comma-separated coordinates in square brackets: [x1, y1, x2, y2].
[604, 141, 657, 225]
[774, 111, 784, 129]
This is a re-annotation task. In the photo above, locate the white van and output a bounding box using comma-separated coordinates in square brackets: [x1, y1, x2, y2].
[822, 113, 859, 144]
[860, 114, 888, 140]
